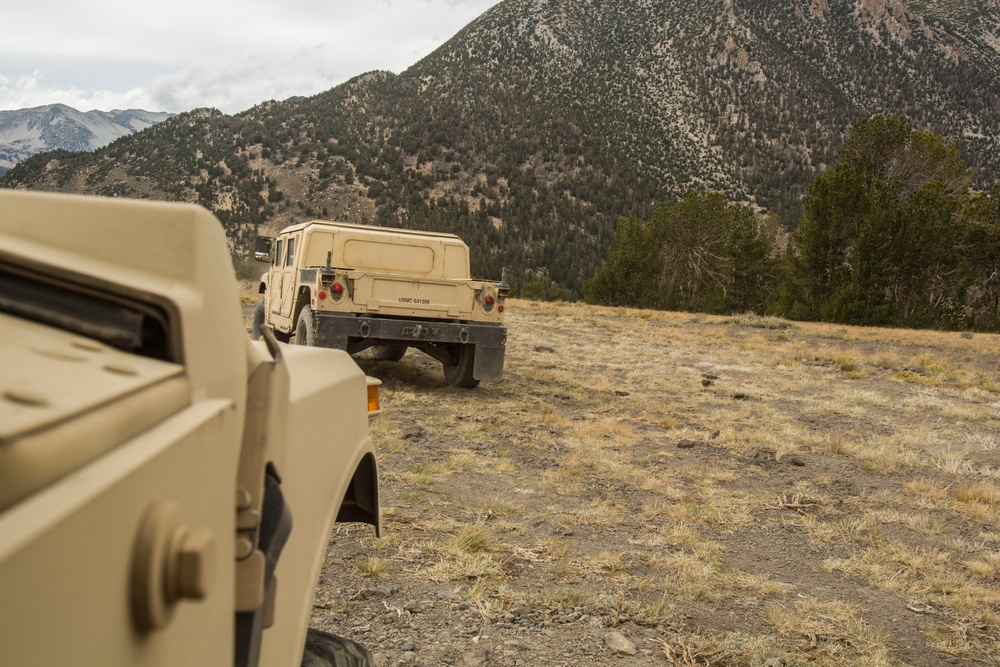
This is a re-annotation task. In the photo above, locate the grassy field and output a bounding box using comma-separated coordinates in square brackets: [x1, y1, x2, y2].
[242, 289, 1000, 666]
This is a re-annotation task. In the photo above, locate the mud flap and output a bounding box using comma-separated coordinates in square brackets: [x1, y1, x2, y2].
[473, 346, 504, 381]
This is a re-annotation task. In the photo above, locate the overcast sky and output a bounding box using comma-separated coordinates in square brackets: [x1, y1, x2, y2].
[0, 0, 503, 115]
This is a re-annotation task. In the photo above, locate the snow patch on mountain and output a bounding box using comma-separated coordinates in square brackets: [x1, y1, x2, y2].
[0, 104, 172, 171]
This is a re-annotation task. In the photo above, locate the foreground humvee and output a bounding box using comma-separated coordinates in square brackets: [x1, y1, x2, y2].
[252, 220, 508, 388]
[0, 191, 380, 666]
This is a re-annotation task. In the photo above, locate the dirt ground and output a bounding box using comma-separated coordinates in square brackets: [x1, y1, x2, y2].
[248, 297, 1000, 667]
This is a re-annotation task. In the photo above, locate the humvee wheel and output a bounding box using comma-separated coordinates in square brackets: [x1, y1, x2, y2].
[251, 298, 266, 340]
[444, 344, 479, 388]
[301, 628, 374, 667]
[370, 344, 407, 361]
[294, 306, 315, 346]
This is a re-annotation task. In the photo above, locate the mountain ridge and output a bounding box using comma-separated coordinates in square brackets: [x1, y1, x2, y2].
[3, 0, 997, 295]
[0, 104, 172, 174]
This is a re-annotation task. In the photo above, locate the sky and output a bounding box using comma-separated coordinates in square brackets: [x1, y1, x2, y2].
[1, 0, 503, 115]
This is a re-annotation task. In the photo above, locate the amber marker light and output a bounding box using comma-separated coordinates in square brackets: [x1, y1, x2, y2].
[366, 376, 382, 417]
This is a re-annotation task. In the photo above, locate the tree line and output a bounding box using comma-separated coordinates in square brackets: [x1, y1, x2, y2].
[584, 116, 1000, 332]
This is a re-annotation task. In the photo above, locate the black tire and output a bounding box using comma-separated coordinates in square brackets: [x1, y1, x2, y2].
[370, 344, 407, 361]
[443, 344, 479, 388]
[250, 298, 266, 340]
[294, 306, 315, 346]
[301, 628, 374, 667]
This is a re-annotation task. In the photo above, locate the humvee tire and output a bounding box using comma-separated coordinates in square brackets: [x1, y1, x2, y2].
[301, 628, 374, 667]
[295, 306, 315, 346]
[251, 298, 266, 340]
[444, 344, 479, 388]
[370, 345, 407, 362]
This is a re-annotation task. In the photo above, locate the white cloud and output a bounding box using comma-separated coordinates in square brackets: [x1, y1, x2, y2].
[0, 0, 502, 114]
[0, 71, 147, 112]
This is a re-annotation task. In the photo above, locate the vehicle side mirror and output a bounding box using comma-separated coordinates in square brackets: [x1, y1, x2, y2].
[254, 236, 274, 262]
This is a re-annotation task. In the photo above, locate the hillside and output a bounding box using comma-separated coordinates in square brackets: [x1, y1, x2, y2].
[3, 0, 998, 296]
[0, 104, 172, 175]
[282, 297, 1000, 666]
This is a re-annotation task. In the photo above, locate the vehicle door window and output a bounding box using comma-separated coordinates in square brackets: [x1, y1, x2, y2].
[275, 239, 284, 267]
[286, 237, 296, 267]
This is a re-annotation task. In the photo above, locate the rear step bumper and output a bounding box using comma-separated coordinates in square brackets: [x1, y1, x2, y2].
[313, 312, 505, 347]
[310, 312, 506, 380]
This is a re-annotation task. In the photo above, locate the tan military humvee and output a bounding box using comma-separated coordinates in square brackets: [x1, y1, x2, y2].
[252, 220, 508, 388]
[0, 191, 380, 666]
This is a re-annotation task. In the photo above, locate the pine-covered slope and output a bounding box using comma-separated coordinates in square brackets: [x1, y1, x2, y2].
[3, 0, 997, 296]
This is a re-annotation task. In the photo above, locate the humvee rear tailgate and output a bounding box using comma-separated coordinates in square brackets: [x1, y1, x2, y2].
[352, 275, 472, 318]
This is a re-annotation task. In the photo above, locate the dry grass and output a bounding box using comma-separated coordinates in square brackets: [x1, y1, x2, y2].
[767, 598, 895, 665]
[311, 298, 1000, 665]
[354, 557, 392, 577]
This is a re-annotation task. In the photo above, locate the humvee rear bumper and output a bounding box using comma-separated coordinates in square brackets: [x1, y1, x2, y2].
[311, 311, 506, 380]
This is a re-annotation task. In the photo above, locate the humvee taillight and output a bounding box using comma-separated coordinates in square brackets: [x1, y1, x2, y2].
[367, 376, 382, 416]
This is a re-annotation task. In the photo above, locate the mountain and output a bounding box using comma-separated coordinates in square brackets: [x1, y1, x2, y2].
[3, 0, 998, 297]
[0, 104, 172, 175]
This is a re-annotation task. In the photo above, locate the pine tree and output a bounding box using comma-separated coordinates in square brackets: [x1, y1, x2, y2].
[783, 115, 977, 328]
[585, 192, 779, 313]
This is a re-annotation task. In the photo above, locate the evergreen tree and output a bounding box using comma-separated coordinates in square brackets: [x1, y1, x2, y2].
[783, 115, 977, 328]
[960, 186, 1000, 330]
[585, 192, 779, 313]
[583, 215, 661, 308]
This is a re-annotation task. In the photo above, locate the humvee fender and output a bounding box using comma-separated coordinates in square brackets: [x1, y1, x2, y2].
[0, 191, 380, 667]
